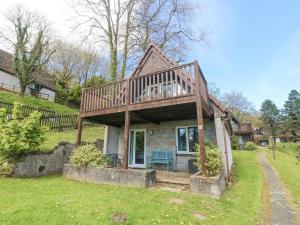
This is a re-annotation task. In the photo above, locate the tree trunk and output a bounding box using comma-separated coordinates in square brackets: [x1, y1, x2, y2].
[272, 136, 276, 160]
[19, 85, 26, 97]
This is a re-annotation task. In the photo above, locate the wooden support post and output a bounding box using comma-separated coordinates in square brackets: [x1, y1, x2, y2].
[222, 120, 230, 182]
[194, 61, 206, 175]
[123, 79, 130, 169]
[76, 117, 83, 145]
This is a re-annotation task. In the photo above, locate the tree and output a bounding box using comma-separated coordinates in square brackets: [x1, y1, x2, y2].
[130, 0, 205, 63]
[71, 0, 206, 79]
[49, 40, 108, 88]
[260, 99, 280, 159]
[283, 90, 300, 136]
[222, 91, 256, 120]
[0, 6, 55, 96]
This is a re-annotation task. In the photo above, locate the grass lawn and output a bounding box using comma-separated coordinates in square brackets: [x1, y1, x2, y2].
[265, 147, 300, 207]
[0, 90, 77, 114]
[40, 125, 105, 151]
[0, 151, 263, 225]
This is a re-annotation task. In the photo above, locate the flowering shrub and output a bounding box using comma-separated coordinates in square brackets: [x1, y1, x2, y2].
[194, 142, 222, 176]
[70, 144, 110, 168]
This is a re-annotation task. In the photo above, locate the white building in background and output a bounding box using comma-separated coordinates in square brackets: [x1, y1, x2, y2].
[0, 49, 56, 101]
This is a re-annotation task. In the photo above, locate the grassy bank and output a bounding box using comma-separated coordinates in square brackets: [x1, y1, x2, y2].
[40, 125, 105, 151]
[0, 90, 77, 114]
[266, 147, 300, 207]
[0, 151, 263, 225]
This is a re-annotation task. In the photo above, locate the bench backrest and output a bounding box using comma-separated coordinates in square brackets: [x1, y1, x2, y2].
[151, 150, 173, 161]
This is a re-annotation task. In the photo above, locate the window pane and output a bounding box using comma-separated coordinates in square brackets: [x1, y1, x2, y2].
[188, 127, 199, 152]
[177, 128, 187, 151]
[129, 131, 134, 165]
[135, 131, 145, 164]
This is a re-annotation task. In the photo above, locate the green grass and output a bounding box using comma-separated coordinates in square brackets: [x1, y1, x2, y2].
[265, 147, 300, 207]
[40, 125, 105, 151]
[0, 151, 263, 225]
[0, 90, 77, 113]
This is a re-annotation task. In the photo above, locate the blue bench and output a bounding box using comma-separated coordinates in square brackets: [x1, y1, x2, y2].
[150, 150, 173, 171]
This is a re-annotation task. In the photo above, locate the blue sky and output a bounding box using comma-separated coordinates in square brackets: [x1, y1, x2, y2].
[187, 0, 300, 110]
[0, 0, 299, 110]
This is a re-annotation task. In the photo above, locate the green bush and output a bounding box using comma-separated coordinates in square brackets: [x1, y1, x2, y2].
[245, 141, 257, 151]
[0, 103, 47, 158]
[70, 144, 109, 168]
[194, 143, 222, 177]
[0, 156, 14, 177]
[231, 136, 239, 150]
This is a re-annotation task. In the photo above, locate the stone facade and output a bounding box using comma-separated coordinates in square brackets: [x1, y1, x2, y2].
[190, 170, 226, 198]
[12, 142, 75, 178]
[104, 119, 217, 172]
[63, 165, 156, 187]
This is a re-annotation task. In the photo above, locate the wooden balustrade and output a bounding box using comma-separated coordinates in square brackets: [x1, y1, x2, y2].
[129, 63, 196, 104]
[82, 80, 127, 112]
[81, 61, 208, 112]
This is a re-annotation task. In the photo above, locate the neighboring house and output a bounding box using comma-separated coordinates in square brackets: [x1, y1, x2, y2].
[0, 49, 56, 101]
[254, 128, 269, 146]
[230, 114, 254, 149]
[77, 43, 233, 178]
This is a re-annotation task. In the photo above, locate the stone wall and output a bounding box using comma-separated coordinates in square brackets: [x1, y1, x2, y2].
[63, 165, 156, 187]
[12, 142, 75, 178]
[190, 171, 226, 198]
[105, 119, 217, 171]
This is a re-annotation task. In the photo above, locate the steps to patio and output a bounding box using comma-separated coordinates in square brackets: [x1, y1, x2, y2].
[155, 170, 191, 192]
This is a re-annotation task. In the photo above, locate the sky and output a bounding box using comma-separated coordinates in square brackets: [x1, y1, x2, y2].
[0, 0, 299, 110]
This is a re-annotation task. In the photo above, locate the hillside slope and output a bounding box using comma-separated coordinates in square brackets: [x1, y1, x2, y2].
[0, 90, 78, 114]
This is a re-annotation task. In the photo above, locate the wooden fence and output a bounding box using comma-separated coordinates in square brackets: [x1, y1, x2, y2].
[0, 101, 79, 130]
[41, 114, 79, 130]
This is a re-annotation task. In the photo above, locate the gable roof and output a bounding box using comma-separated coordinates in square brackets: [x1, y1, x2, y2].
[0, 49, 56, 91]
[130, 42, 178, 78]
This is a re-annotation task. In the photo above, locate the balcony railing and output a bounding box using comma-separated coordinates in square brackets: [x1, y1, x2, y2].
[81, 61, 208, 113]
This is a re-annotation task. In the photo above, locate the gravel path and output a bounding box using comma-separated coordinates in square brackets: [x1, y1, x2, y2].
[259, 153, 299, 225]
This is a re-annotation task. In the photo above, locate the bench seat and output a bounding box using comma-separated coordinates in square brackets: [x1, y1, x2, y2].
[150, 150, 173, 171]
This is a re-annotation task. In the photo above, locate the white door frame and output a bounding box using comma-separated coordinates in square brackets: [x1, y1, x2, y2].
[128, 129, 146, 168]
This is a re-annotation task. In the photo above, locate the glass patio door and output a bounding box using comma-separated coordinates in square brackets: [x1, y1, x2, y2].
[129, 129, 146, 168]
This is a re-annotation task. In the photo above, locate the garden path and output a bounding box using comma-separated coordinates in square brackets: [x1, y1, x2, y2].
[259, 153, 299, 225]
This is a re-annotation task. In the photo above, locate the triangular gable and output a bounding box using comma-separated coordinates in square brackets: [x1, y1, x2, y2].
[130, 43, 178, 78]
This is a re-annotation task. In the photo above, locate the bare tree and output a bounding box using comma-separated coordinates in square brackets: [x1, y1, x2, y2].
[128, 0, 206, 63]
[49, 40, 108, 88]
[222, 91, 256, 121]
[49, 41, 82, 87]
[71, 0, 129, 81]
[0, 6, 55, 96]
[71, 0, 206, 79]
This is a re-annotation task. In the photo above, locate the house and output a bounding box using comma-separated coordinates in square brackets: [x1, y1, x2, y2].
[230, 114, 254, 149]
[254, 128, 269, 146]
[0, 49, 56, 101]
[76, 43, 233, 178]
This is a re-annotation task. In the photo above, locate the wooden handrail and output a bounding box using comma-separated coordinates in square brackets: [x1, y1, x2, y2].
[80, 61, 209, 113]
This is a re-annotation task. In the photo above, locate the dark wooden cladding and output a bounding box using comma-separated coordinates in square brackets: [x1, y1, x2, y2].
[80, 61, 209, 115]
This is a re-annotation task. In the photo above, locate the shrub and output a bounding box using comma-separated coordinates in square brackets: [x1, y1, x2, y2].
[0, 156, 14, 176]
[70, 144, 109, 168]
[245, 141, 257, 151]
[194, 143, 222, 177]
[0, 103, 47, 158]
[231, 136, 239, 150]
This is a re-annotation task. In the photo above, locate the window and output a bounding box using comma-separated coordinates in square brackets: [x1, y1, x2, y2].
[176, 126, 199, 153]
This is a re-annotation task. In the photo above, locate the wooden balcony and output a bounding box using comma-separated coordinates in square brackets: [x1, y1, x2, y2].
[80, 61, 211, 122]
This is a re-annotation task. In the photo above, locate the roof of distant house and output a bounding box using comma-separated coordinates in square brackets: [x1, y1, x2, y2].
[0, 49, 56, 91]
